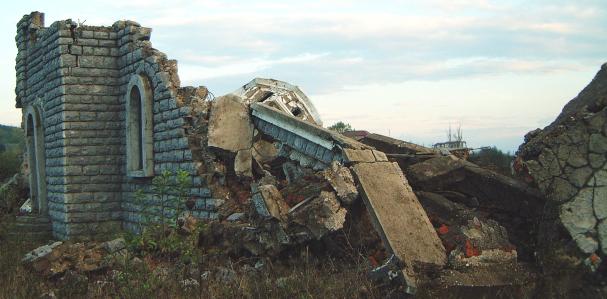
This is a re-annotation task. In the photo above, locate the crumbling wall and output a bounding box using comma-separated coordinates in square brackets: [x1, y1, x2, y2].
[114, 22, 218, 233]
[516, 63, 607, 294]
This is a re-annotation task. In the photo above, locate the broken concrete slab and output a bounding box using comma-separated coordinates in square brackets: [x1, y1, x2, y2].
[372, 150, 388, 162]
[321, 162, 359, 205]
[406, 155, 467, 189]
[343, 149, 376, 163]
[407, 155, 544, 260]
[208, 94, 254, 152]
[351, 161, 446, 272]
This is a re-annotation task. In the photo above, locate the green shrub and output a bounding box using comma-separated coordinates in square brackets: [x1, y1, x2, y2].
[469, 146, 514, 176]
[0, 149, 21, 182]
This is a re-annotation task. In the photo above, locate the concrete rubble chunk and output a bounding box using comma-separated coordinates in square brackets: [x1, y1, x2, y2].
[351, 161, 446, 280]
[101, 238, 126, 254]
[289, 191, 347, 239]
[321, 161, 359, 205]
[282, 162, 305, 184]
[234, 149, 253, 177]
[22, 241, 63, 263]
[226, 212, 245, 222]
[252, 139, 278, 164]
[406, 156, 466, 188]
[251, 184, 289, 222]
[416, 191, 517, 268]
[20, 198, 32, 214]
[208, 94, 254, 152]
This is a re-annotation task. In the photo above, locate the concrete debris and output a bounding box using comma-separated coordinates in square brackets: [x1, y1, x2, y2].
[226, 212, 245, 222]
[252, 139, 278, 164]
[18, 10, 605, 294]
[19, 198, 32, 214]
[178, 214, 199, 235]
[22, 240, 116, 277]
[234, 149, 253, 177]
[22, 241, 63, 264]
[289, 191, 347, 239]
[100, 238, 126, 254]
[352, 162, 446, 278]
[515, 63, 607, 296]
[406, 155, 544, 260]
[232, 78, 323, 126]
[195, 80, 545, 295]
[251, 184, 289, 222]
[207, 94, 254, 153]
[343, 149, 376, 163]
[321, 161, 359, 205]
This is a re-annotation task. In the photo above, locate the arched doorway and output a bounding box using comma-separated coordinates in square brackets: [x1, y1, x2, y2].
[25, 106, 47, 215]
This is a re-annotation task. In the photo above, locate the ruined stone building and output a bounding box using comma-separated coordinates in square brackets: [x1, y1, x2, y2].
[14, 10, 607, 296]
[15, 11, 331, 240]
[17, 12, 213, 239]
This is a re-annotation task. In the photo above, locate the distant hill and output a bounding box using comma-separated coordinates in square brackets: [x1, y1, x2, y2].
[0, 125, 23, 147]
[0, 125, 23, 181]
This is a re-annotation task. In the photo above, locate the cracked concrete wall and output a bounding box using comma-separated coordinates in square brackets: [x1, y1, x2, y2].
[517, 63, 607, 260]
[16, 12, 219, 239]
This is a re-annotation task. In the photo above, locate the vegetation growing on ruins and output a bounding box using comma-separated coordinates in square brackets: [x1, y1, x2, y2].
[327, 121, 353, 133]
[469, 147, 514, 176]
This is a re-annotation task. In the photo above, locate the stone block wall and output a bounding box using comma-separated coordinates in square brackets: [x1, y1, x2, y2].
[16, 12, 219, 239]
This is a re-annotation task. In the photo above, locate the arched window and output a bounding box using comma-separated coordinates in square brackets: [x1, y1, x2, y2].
[126, 74, 154, 177]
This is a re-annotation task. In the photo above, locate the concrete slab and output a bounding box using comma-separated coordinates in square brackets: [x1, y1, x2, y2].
[343, 149, 375, 163]
[352, 162, 446, 270]
[208, 94, 253, 152]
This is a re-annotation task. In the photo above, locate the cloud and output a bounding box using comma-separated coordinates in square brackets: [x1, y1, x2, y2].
[178, 52, 328, 83]
[1, 0, 605, 151]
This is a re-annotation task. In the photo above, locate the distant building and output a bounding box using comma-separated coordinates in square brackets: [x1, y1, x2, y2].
[432, 140, 467, 150]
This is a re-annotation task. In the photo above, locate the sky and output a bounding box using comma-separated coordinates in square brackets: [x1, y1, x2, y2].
[1, 1, 606, 152]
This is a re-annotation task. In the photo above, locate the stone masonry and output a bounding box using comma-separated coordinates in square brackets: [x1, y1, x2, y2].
[16, 12, 217, 239]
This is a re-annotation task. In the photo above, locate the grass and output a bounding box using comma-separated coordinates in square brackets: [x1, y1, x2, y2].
[0, 212, 386, 299]
[0, 214, 45, 298]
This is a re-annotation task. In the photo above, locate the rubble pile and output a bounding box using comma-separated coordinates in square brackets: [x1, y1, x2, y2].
[11, 11, 607, 296]
[176, 79, 539, 295]
[349, 131, 545, 261]
[19, 65, 607, 296]
[22, 238, 126, 277]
